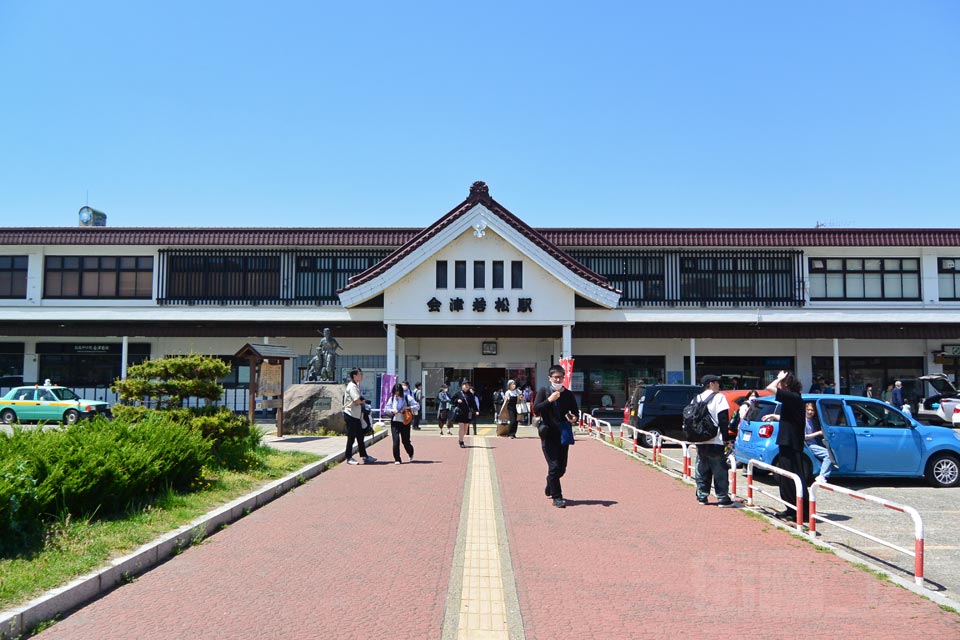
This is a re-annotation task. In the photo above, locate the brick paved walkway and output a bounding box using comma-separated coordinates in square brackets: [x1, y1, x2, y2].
[37, 433, 960, 639]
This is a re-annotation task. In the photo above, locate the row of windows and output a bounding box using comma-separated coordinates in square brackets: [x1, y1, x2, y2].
[3, 253, 960, 303]
[808, 258, 920, 300]
[436, 260, 523, 290]
[44, 256, 154, 299]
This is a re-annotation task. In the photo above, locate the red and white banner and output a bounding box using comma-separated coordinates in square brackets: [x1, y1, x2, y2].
[560, 358, 575, 389]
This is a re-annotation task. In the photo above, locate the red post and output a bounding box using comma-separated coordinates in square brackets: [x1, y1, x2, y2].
[747, 471, 753, 503]
[916, 539, 924, 584]
[809, 492, 816, 534]
[633, 433, 638, 454]
[683, 449, 690, 478]
[796, 497, 804, 530]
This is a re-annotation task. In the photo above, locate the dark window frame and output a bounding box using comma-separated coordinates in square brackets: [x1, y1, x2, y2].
[511, 261, 523, 289]
[0, 255, 28, 299]
[492, 261, 504, 289]
[44, 255, 153, 299]
[809, 257, 921, 301]
[473, 261, 485, 289]
[436, 261, 448, 289]
[938, 258, 960, 301]
[454, 261, 467, 289]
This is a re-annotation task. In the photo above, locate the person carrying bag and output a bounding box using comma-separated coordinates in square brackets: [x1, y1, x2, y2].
[533, 365, 580, 508]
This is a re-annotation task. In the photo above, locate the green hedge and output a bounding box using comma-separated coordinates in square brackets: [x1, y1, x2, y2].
[0, 415, 211, 550]
[110, 405, 258, 469]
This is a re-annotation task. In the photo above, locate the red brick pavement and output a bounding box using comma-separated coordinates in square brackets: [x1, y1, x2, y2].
[493, 438, 960, 639]
[37, 436, 469, 640]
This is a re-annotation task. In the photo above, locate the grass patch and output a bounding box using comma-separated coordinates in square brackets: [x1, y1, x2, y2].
[0, 447, 318, 611]
[938, 604, 959, 615]
[851, 561, 889, 581]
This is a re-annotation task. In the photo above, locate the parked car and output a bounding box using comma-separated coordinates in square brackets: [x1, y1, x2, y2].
[914, 373, 960, 426]
[626, 383, 702, 446]
[733, 394, 960, 488]
[589, 407, 625, 425]
[0, 385, 111, 425]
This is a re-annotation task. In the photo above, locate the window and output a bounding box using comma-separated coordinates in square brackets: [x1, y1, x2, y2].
[454, 261, 466, 289]
[681, 254, 798, 302]
[848, 400, 909, 428]
[436, 261, 448, 289]
[492, 261, 504, 289]
[808, 257, 920, 300]
[473, 261, 485, 288]
[511, 261, 523, 289]
[569, 251, 665, 305]
[938, 258, 960, 301]
[0, 256, 28, 298]
[818, 399, 847, 426]
[44, 256, 153, 299]
[293, 250, 388, 303]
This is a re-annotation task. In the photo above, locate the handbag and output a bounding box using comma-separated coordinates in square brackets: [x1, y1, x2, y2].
[401, 407, 414, 425]
[559, 419, 576, 446]
[516, 398, 529, 414]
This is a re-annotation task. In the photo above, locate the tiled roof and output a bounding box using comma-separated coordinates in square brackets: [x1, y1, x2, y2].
[339, 181, 618, 295]
[1, 226, 956, 247]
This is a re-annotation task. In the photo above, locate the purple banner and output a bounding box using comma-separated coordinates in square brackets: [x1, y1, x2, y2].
[380, 373, 397, 415]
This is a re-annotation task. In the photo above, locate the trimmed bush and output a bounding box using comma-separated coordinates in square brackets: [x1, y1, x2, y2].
[0, 415, 210, 551]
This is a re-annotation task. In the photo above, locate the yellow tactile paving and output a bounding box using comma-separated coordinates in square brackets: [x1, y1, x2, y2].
[457, 439, 510, 639]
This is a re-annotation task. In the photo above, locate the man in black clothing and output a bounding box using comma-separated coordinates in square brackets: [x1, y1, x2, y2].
[534, 364, 580, 508]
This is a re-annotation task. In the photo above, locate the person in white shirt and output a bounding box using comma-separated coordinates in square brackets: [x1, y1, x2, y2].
[694, 375, 733, 506]
[343, 368, 376, 465]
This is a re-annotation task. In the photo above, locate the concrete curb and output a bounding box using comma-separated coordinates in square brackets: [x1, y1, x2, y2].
[0, 428, 389, 639]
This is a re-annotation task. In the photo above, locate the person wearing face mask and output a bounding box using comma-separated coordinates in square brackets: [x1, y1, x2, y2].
[534, 365, 580, 508]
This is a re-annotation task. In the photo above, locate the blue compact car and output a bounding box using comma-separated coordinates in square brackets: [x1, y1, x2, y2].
[733, 394, 960, 488]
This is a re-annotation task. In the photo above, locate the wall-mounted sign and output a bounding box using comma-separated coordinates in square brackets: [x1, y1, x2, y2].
[482, 341, 498, 355]
[943, 344, 960, 357]
[427, 297, 533, 313]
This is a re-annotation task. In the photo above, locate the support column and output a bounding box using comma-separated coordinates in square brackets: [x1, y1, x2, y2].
[562, 325, 572, 359]
[690, 338, 697, 386]
[833, 338, 841, 393]
[386, 324, 397, 376]
[121, 336, 129, 380]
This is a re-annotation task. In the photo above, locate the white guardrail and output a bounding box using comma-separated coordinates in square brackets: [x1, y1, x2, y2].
[809, 481, 925, 586]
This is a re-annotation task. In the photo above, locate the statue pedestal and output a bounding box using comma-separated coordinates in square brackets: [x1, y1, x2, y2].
[282, 383, 347, 435]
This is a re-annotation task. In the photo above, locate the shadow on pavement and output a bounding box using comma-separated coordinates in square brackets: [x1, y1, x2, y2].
[564, 499, 617, 507]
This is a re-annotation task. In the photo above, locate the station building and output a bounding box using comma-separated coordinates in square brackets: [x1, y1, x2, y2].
[1, 181, 959, 415]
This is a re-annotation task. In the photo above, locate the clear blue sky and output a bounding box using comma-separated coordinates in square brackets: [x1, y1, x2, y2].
[1, 1, 957, 229]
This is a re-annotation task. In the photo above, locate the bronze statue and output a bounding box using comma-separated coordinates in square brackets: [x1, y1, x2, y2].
[306, 328, 342, 382]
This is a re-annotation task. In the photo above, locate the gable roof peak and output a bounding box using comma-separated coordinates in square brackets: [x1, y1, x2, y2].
[468, 181, 492, 205]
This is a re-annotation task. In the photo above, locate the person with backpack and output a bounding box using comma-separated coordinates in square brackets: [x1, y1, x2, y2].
[689, 374, 733, 507]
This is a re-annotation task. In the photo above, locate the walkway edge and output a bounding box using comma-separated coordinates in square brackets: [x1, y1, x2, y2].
[0, 429, 389, 640]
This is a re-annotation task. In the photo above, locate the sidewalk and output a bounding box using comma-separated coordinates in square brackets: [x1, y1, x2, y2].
[35, 430, 960, 639]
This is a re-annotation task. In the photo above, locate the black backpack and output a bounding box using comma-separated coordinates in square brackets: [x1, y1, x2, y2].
[682, 392, 718, 442]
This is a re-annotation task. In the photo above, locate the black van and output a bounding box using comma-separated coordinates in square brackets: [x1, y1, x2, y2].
[627, 383, 702, 446]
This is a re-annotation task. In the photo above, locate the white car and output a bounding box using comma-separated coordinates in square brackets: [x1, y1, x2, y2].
[917, 373, 960, 427]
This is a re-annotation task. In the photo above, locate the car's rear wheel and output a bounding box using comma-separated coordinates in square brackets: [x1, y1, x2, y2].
[63, 409, 80, 425]
[641, 429, 661, 448]
[0, 408, 16, 424]
[925, 453, 960, 488]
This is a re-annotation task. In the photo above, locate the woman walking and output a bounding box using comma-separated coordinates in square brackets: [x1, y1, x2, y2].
[499, 379, 520, 439]
[343, 368, 376, 465]
[384, 382, 418, 464]
[450, 378, 477, 448]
